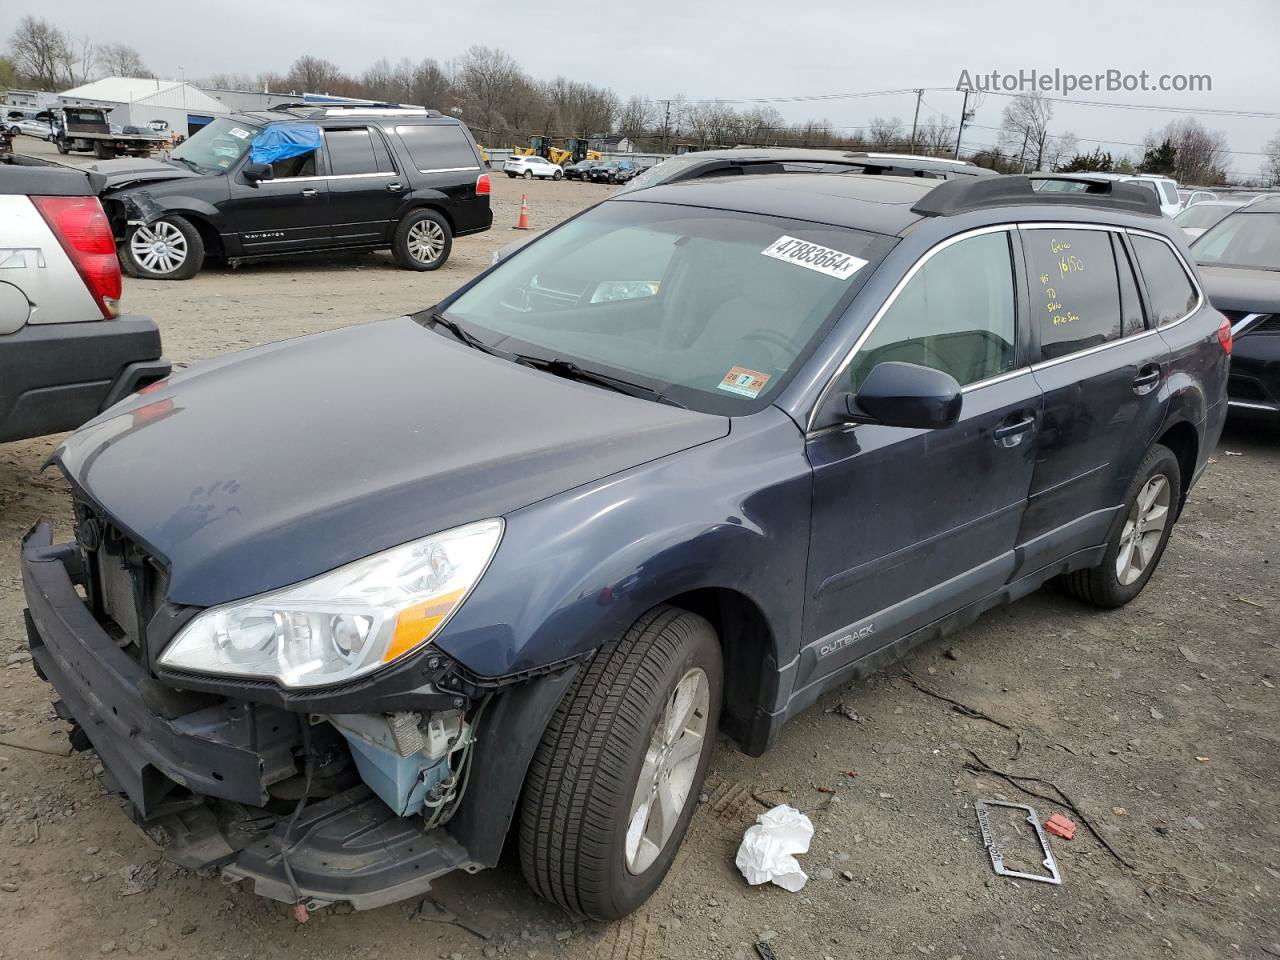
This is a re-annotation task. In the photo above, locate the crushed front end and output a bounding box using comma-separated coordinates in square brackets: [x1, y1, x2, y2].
[20, 515, 574, 912]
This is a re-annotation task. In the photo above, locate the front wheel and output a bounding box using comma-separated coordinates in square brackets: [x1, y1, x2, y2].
[1060, 443, 1181, 608]
[523, 168, 533, 179]
[7, 126, 17, 136]
[392, 208, 452, 271]
[553, 169, 563, 181]
[55, 138, 70, 155]
[123, 216, 204, 280]
[520, 606, 722, 920]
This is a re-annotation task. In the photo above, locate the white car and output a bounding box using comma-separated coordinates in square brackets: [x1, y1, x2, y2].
[1179, 189, 1218, 210]
[1035, 172, 1183, 218]
[503, 155, 563, 180]
[7, 115, 55, 140]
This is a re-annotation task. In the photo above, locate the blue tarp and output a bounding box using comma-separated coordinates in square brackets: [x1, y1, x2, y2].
[250, 123, 321, 165]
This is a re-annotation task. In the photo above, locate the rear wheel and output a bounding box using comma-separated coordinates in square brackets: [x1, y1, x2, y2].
[1061, 444, 1180, 608]
[392, 208, 452, 271]
[123, 216, 204, 280]
[93, 141, 116, 160]
[520, 606, 722, 920]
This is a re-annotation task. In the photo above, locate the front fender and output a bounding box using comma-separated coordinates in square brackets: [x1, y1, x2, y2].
[105, 189, 225, 231]
[433, 407, 812, 682]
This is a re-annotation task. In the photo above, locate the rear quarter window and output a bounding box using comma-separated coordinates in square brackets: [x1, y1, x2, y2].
[394, 124, 480, 172]
[1131, 235, 1198, 326]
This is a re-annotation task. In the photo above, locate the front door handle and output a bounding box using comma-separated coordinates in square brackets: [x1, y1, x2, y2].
[993, 415, 1036, 447]
[386, 181, 404, 192]
[300, 188, 318, 198]
[1133, 365, 1161, 395]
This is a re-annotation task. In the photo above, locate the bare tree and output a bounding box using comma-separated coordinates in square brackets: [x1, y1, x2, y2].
[286, 55, 345, 95]
[1000, 93, 1054, 170]
[8, 16, 71, 90]
[1266, 131, 1280, 186]
[868, 116, 905, 150]
[1147, 118, 1229, 185]
[60, 34, 96, 86]
[1042, 130, 1079, 170]
[98, 42, 149, 78]
[410, 59, 452, 111]
[458, 45, 523, 136]
[915, 115, 958, 157]
[617, 95, 655, 143]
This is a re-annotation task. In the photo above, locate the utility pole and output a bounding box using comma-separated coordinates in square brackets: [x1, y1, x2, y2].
[953, 87, 970, 160]
[910, 88, 923, 154]
[1017, 129, 1029, 173]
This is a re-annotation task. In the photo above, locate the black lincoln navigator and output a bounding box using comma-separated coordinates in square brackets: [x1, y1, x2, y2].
[90, 102, 492, 280]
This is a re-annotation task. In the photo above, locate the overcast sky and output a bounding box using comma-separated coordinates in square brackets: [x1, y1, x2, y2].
[8, 0, 1279, 177]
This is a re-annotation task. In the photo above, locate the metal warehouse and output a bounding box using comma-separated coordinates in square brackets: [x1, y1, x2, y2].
[57, 76, 229, 137]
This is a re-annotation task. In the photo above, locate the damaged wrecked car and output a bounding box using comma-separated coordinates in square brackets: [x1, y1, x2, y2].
[22, 173, 1226, 920]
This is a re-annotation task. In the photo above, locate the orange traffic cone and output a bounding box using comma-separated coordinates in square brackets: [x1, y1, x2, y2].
[513, 194, 531, 230]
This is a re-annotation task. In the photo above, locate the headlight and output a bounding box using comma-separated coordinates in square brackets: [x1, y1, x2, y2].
[158, 519, 503, 688]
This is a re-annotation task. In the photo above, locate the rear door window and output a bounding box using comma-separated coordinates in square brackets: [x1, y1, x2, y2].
[1023, 228, 1122, 360]
[325, 128, 380, 176]
[1131, 235, 1199, 326]
[395, 124, 480, 172]
[1160, 181, 1180, 206]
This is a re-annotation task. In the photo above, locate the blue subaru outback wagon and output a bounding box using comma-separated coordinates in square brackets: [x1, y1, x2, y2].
[22, 172, 1228, 920]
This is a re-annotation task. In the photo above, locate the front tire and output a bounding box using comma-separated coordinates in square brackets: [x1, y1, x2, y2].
[520, 606, 722, 920]
[55, 138, 70, 155]
[1061, 444, 1181, 608]
[123, 216, 204, 280]
[392, 208, 452, 271]
[523, 168, 533, 179]
[553, 169, 563, 181]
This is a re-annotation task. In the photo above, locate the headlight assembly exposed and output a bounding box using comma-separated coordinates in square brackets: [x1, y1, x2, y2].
[158, 519, 503, 688]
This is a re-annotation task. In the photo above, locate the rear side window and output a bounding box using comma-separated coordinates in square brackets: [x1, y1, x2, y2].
[851, 231, 1017, 389]
[1024, 228, 1122, 361]
[395, 124, 480, 172]
[326, 128, 381, 176]
[1113, 236, 1147, 336]
[1160, 181, 1179, 206]
[1131, 235, 1198, 326]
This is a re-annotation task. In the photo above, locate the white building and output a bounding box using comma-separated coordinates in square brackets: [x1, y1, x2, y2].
[58, 77, 229, 137]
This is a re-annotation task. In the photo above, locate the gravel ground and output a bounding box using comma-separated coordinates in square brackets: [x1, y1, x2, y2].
[1, 136, 1278, 960]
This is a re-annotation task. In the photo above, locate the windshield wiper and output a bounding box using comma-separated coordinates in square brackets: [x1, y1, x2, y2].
[429, 311, 506, 357]
[168, 156, 201, 173]
[514, 355, 684, 407]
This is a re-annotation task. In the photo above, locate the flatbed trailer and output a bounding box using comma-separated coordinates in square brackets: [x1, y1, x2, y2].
[53, 106, 167, 159]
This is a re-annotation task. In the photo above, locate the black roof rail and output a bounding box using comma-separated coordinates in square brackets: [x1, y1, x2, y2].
[912, 175, 1161, 218]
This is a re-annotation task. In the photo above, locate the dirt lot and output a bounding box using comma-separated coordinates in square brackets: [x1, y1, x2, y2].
[1, 137, 1278, 960]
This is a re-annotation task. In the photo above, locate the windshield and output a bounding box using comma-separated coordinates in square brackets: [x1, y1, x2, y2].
[170, 117, 263, 174]
[441, 200, 893, 414]
[1175, 203, 1239, 230]
[1193, 212, 1280, 270]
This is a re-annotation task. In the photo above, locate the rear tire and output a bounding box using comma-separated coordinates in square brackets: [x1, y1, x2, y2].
[122, 216, 203, 280]
[1060, 444, 1181, 609]
[392, 208, 452, 271]
[520, 606, 722, 920]
[93, 141, 115, 160]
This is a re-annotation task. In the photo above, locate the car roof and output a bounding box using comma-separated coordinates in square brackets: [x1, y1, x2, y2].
[1240, 196, 1280, 213]
[615, 171, 1167, 237]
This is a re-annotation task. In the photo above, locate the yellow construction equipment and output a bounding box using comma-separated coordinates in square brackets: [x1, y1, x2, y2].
[513, 136, 601, 166]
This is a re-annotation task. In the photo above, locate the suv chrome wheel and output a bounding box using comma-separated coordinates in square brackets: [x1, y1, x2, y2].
[129, 221, 188, 275]
[624, 667, 709, 875]
[1116, 474, 1170, 585]
[406, 219, 446, 264]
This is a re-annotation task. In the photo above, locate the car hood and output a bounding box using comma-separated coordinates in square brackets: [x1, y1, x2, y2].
[91, 157, 202, 191]
[56, 316, 729, 608]
[1198, 264, 1280, 315]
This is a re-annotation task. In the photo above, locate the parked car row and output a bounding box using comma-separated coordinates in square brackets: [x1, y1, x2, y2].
[505, 154, 656, 184]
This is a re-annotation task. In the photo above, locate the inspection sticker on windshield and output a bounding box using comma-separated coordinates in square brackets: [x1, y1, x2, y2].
[762, 236, 867, 280]
[229, 127, 251, 140]
[718, 366, 771, 399]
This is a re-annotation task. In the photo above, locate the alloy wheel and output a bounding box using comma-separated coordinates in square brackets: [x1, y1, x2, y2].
[406, 219, 445, 264]
[129, 221, 188, 275]
[624, 667, 709, 875]
[1115, 475, 1171, 585]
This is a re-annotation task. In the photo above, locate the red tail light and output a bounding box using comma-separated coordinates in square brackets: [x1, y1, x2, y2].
[32, 195, 121, 319]
[476, 173, 491, 196]
[1217, 316, 1233, 355]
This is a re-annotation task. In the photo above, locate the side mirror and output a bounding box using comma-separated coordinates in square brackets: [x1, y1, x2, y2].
[242, 161, 273, 185]
[846, 361, 962, 430]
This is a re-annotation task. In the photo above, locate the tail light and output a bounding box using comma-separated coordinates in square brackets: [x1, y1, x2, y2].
[476, 173, 491, 196]
[1217, 316, 1233, 355]
[32, 195, 121, 319]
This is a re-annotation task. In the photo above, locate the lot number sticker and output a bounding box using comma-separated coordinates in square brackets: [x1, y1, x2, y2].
[718, 366, 771, 399]
[762, 236, 867, 280]
[229, 127, 252, 140]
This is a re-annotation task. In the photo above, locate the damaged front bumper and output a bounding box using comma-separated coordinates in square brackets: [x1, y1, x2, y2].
[19, 523, 546, 911]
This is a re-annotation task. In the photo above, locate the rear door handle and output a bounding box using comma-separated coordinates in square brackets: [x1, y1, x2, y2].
[993, 415, 1036, 446]
[1133, 365, 1161, 394]
[386, 181, 404, 192]
[300, 188, 318, 198]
